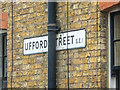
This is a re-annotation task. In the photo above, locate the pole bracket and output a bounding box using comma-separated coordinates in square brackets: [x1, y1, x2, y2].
[47, 24, 60, 31]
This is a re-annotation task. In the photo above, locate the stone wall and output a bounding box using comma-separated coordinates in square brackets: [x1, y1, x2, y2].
[1, 2, 108, 88]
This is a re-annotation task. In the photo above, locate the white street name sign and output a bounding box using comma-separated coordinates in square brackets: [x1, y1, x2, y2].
[23, 29, 86, 55]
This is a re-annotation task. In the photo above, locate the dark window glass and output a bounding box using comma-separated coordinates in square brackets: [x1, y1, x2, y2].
[114, 41, 120, 66]
[113, 13, 120, 66]
[2, 33, 7, 89]
[114, 14, 120, 40]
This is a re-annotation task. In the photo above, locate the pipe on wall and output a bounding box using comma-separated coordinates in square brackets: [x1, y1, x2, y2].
[47, 1, 59, 89]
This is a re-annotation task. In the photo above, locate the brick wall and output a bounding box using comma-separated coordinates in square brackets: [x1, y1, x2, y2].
[1, 2, 108, 88]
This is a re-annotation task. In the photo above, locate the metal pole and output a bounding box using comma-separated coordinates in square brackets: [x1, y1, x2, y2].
[47, 1, 59, 89]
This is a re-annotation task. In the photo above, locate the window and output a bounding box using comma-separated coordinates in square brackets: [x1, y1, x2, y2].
[0, 33, 7, 89]
[2, 33, 7, 88]
[111, 11, 120, 70]
[110, 11, 120, 89]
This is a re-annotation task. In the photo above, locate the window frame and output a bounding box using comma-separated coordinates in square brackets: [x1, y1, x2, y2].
[111, 11, 120, 74]
[2, 33, 7, 89]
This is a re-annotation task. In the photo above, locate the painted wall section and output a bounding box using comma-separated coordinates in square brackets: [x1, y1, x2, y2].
[0, 13, 8, 29]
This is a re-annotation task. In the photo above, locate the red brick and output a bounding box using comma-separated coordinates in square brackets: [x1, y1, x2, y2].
[0, 20, 7, 29]
[0, 13, 8, 21]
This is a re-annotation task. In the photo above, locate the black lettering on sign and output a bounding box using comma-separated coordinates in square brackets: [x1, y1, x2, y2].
[76, 39, 78, 44]
[63, 36, 66, 45]
[79, 38, 83, 43]
[29, 42, 31, 50]
[67, 36, 70, 45]
[32, 42, 35, 50]
[44, 40, 47, 48]
[40, 40, 43, 48]
[79, 38, 80, 43]
[25, 43, 28, 50]
[36, 41, 39, 49]
[71, 35, 74, 44]
[59, 35, 62, 46]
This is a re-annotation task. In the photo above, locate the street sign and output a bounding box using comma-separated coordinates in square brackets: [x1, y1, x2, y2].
[23, 29, 86, 55]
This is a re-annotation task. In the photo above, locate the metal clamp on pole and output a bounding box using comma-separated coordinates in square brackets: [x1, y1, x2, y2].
[47, 24, 60, 31]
